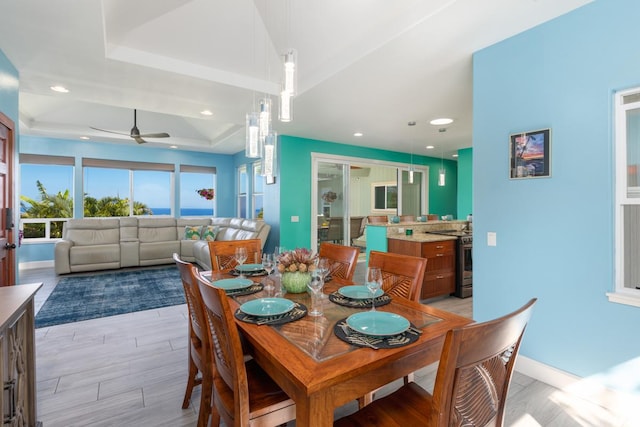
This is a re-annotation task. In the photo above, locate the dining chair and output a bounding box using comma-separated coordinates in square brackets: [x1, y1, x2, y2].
[318, 242, 359, 282]
[367, 215, 388, 224]
[325, 217, 344, 244]
[173, 253, 212, 427]
[398, 215, 415, 222]
[336, 298, 537, 427]
[195, 273, 297, 427]
[368, 250, 427, 302]
[208, 239, 262, 272]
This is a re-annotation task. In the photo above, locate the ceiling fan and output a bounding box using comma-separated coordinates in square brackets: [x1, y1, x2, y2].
[90, 109, 170, 144]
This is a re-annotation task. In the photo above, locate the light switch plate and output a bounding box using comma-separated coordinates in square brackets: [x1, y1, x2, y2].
[487, 232, 497, 246]
[291, 215, 299, 222]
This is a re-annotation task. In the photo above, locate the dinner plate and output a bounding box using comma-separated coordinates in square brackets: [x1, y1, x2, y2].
[346, 312, 410, 336]
[236, 263, 265, 272]
[239, 298, 296, 317]
[338, 285, 384, 300]
[212, 278, 253, 291]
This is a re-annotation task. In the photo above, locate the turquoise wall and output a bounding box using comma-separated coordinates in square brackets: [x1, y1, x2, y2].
[19, 136, 236, 262]
[473, 0, 640, 387]
[456, 148, 472, 220]
[277, 135, 457, 250]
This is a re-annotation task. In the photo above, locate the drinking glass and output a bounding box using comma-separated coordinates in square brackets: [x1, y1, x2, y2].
[315, 257, 330, 299]
[365, 266, 382, 311]
[262, 254, 275, 295]
[307, 270, 325, 317]
[235, 247, 248, 278]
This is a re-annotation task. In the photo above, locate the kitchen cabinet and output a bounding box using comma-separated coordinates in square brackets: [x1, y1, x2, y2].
[387, 238, 455, 299]
[1, 283, 41, 427]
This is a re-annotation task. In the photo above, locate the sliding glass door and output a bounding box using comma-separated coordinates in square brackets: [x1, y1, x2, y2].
[311, 154, 428, 251]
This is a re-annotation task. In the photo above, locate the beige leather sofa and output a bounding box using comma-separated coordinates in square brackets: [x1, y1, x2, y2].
[54, 217, 270, 274]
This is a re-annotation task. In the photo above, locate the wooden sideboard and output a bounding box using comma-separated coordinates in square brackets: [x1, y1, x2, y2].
[0, 283, 41, 427]
[387, 238, 456, 299]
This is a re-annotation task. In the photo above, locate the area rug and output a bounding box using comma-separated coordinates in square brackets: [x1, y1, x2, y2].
[35, 267, 185, 328]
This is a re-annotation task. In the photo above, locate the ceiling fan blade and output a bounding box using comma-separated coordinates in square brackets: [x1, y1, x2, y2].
[133, 137, 147, 144]
[90, 126, 130, 136]
[138, 132, 170, 138]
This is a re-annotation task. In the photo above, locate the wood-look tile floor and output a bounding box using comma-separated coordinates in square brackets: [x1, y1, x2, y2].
[20, 263, 630, 426]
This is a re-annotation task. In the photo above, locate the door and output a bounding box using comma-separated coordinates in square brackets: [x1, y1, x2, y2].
[0, 112, 15, 286]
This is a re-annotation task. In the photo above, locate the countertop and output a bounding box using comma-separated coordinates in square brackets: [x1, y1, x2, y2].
[387, 233, 458, 243]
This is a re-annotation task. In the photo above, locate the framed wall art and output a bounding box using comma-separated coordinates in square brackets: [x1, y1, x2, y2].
[509, 128, 551, 179]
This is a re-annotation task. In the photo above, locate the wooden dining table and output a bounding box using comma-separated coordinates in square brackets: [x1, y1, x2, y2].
[208, 270, 472, 427]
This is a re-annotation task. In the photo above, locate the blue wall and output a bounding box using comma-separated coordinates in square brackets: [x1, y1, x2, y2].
[473, 0, 640, 387]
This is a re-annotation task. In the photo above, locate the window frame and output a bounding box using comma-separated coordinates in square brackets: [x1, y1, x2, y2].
[608, 86, 640, 307]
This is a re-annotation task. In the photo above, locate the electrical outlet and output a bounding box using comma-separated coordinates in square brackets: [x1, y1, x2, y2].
[487, 232, 497, 246]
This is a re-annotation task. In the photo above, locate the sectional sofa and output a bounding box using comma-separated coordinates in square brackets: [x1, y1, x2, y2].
[54, 217, 270, 274]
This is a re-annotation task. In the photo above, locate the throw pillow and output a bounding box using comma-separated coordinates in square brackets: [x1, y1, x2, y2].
[184, 226, 202, 240]
[201, 225, 219, 241]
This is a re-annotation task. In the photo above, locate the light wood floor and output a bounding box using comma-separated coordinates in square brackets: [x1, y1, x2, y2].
[20, 263, 628, 426]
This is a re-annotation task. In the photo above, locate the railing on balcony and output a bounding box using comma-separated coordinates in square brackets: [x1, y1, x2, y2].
[20, 218, 69, 242]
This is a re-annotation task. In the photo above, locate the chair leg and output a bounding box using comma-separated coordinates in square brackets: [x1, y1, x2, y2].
[197, 370, 213, 427]
[182, 355, 198, 409]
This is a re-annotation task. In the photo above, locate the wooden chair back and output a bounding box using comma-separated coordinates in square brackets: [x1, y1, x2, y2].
[368, 250, 427, 302]
[208, 239, 262, 272]
[399, 215, 415, 222]
[367, 215, 388, 224]
[196, 274, 296, 426]
[318, 242, 359, 282]
[429, 298, 537, 426]
[173, 253, 212, 427]
[336, 299, 537, 427]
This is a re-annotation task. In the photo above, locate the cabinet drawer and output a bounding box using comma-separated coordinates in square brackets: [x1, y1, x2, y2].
[421, 272, 455, 299]
[421, 240, 455, 258]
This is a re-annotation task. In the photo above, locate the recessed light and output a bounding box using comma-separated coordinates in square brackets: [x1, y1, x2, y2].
[426, 145, 434, 149]
[354, 132, 363, 137]
[50, 85, 69, 93]
[169, 145, 178, 149]
[430, 118, 453, 126]
[80, 136, 90, 140]
[452, 154, 458, 158]
[200, 110, 213, 116]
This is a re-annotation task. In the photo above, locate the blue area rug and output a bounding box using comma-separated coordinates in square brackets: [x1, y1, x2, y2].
[35, 267, 185, 328]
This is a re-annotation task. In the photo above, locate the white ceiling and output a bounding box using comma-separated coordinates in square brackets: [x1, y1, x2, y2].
[0, 0, 591, 157]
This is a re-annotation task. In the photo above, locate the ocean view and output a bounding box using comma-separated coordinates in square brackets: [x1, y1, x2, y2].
[153, 208, 214, 216]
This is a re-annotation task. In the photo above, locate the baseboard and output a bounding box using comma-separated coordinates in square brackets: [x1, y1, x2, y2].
[516, 356, 640, 415]
[19, 260, 54, 270]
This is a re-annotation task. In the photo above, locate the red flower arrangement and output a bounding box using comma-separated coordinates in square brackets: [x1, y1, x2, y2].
[196, 188, 215, 200]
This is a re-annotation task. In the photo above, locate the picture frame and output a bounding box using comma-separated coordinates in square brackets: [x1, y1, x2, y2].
[509, 128, 551, 179]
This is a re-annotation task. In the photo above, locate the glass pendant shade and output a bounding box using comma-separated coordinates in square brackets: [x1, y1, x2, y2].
[245, 112, 261, 158]
[283, 49, 297, 96]
[279, 90, 293, 122]
[259, 98, 272, 144]
[438, 168, 446, 186]
[262, 131, 277, 177]
[408, 168, 414, 184]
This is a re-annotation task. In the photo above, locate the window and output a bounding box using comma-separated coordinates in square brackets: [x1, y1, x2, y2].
[610, 87, 640, 307]
[253, 161, 264, 219]
[19, 155, 74, 240]
[238, 165, 248, 218]
[371, 181, 398, 212]
[83, 159, 173, 217]
[180, 165, 216, 217]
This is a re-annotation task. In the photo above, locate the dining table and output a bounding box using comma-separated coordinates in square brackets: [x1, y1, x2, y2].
[206, 269, 472, 427]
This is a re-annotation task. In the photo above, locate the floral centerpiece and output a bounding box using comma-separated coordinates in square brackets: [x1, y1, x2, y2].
[277, 248, 317, 293]
[196, 188, 215, 200]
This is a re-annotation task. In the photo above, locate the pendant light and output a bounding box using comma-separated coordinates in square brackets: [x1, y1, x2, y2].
[438, 151, 446, 187]
[408, 121, 416, 184]
[258, 97, 272, 145]
[245, 112, 261, 158]
[279, 89, 293, 122]
[279, 0, 296, 123]
[262, 131, 277, 178]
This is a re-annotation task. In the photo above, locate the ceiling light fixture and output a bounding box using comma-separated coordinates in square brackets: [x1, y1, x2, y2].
[354, 132, 363, 137]
[430, 118, 453, 126]
[408, 121, 416, 184]
[426, 145, 434, 149]
[438, 150, 446, 187]
[279, 1, 297, 123]
[246, 112, 261, 158]
[262, 131, 277, 179]
[50, 85, 69, 93]
[200, 110, 213, 116]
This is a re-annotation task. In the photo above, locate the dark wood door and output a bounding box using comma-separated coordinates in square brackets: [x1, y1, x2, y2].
[0, 112, 15, 286]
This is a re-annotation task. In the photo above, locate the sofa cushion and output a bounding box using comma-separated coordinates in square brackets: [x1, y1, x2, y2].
[184, 225, 202, 240]
[138, 218, 177, 242]
[201, 225, 218, 241]
[63, 218, 120, 246]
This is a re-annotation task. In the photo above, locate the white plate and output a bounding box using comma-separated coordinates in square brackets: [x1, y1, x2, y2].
[236, 263, 265, 272]
[346, 312, 410, 336]
[338, 285, 383, 300]
[239, 298, 295, 317]
[212, 278, 253, 291]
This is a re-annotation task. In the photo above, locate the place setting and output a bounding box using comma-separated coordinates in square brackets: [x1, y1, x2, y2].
[234, 297, 308, 325]
[200, 271, 264, 297]
[329, 266, 392, 308]
[332, 267, 421, 349]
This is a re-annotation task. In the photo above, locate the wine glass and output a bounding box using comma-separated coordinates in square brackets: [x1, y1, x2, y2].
[315, 257, 330, 299]
[235, 247, 248, 278]
[307, 269, 325, 317]
[365, 267, 382, 311]
[262, 254, 275, 295]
